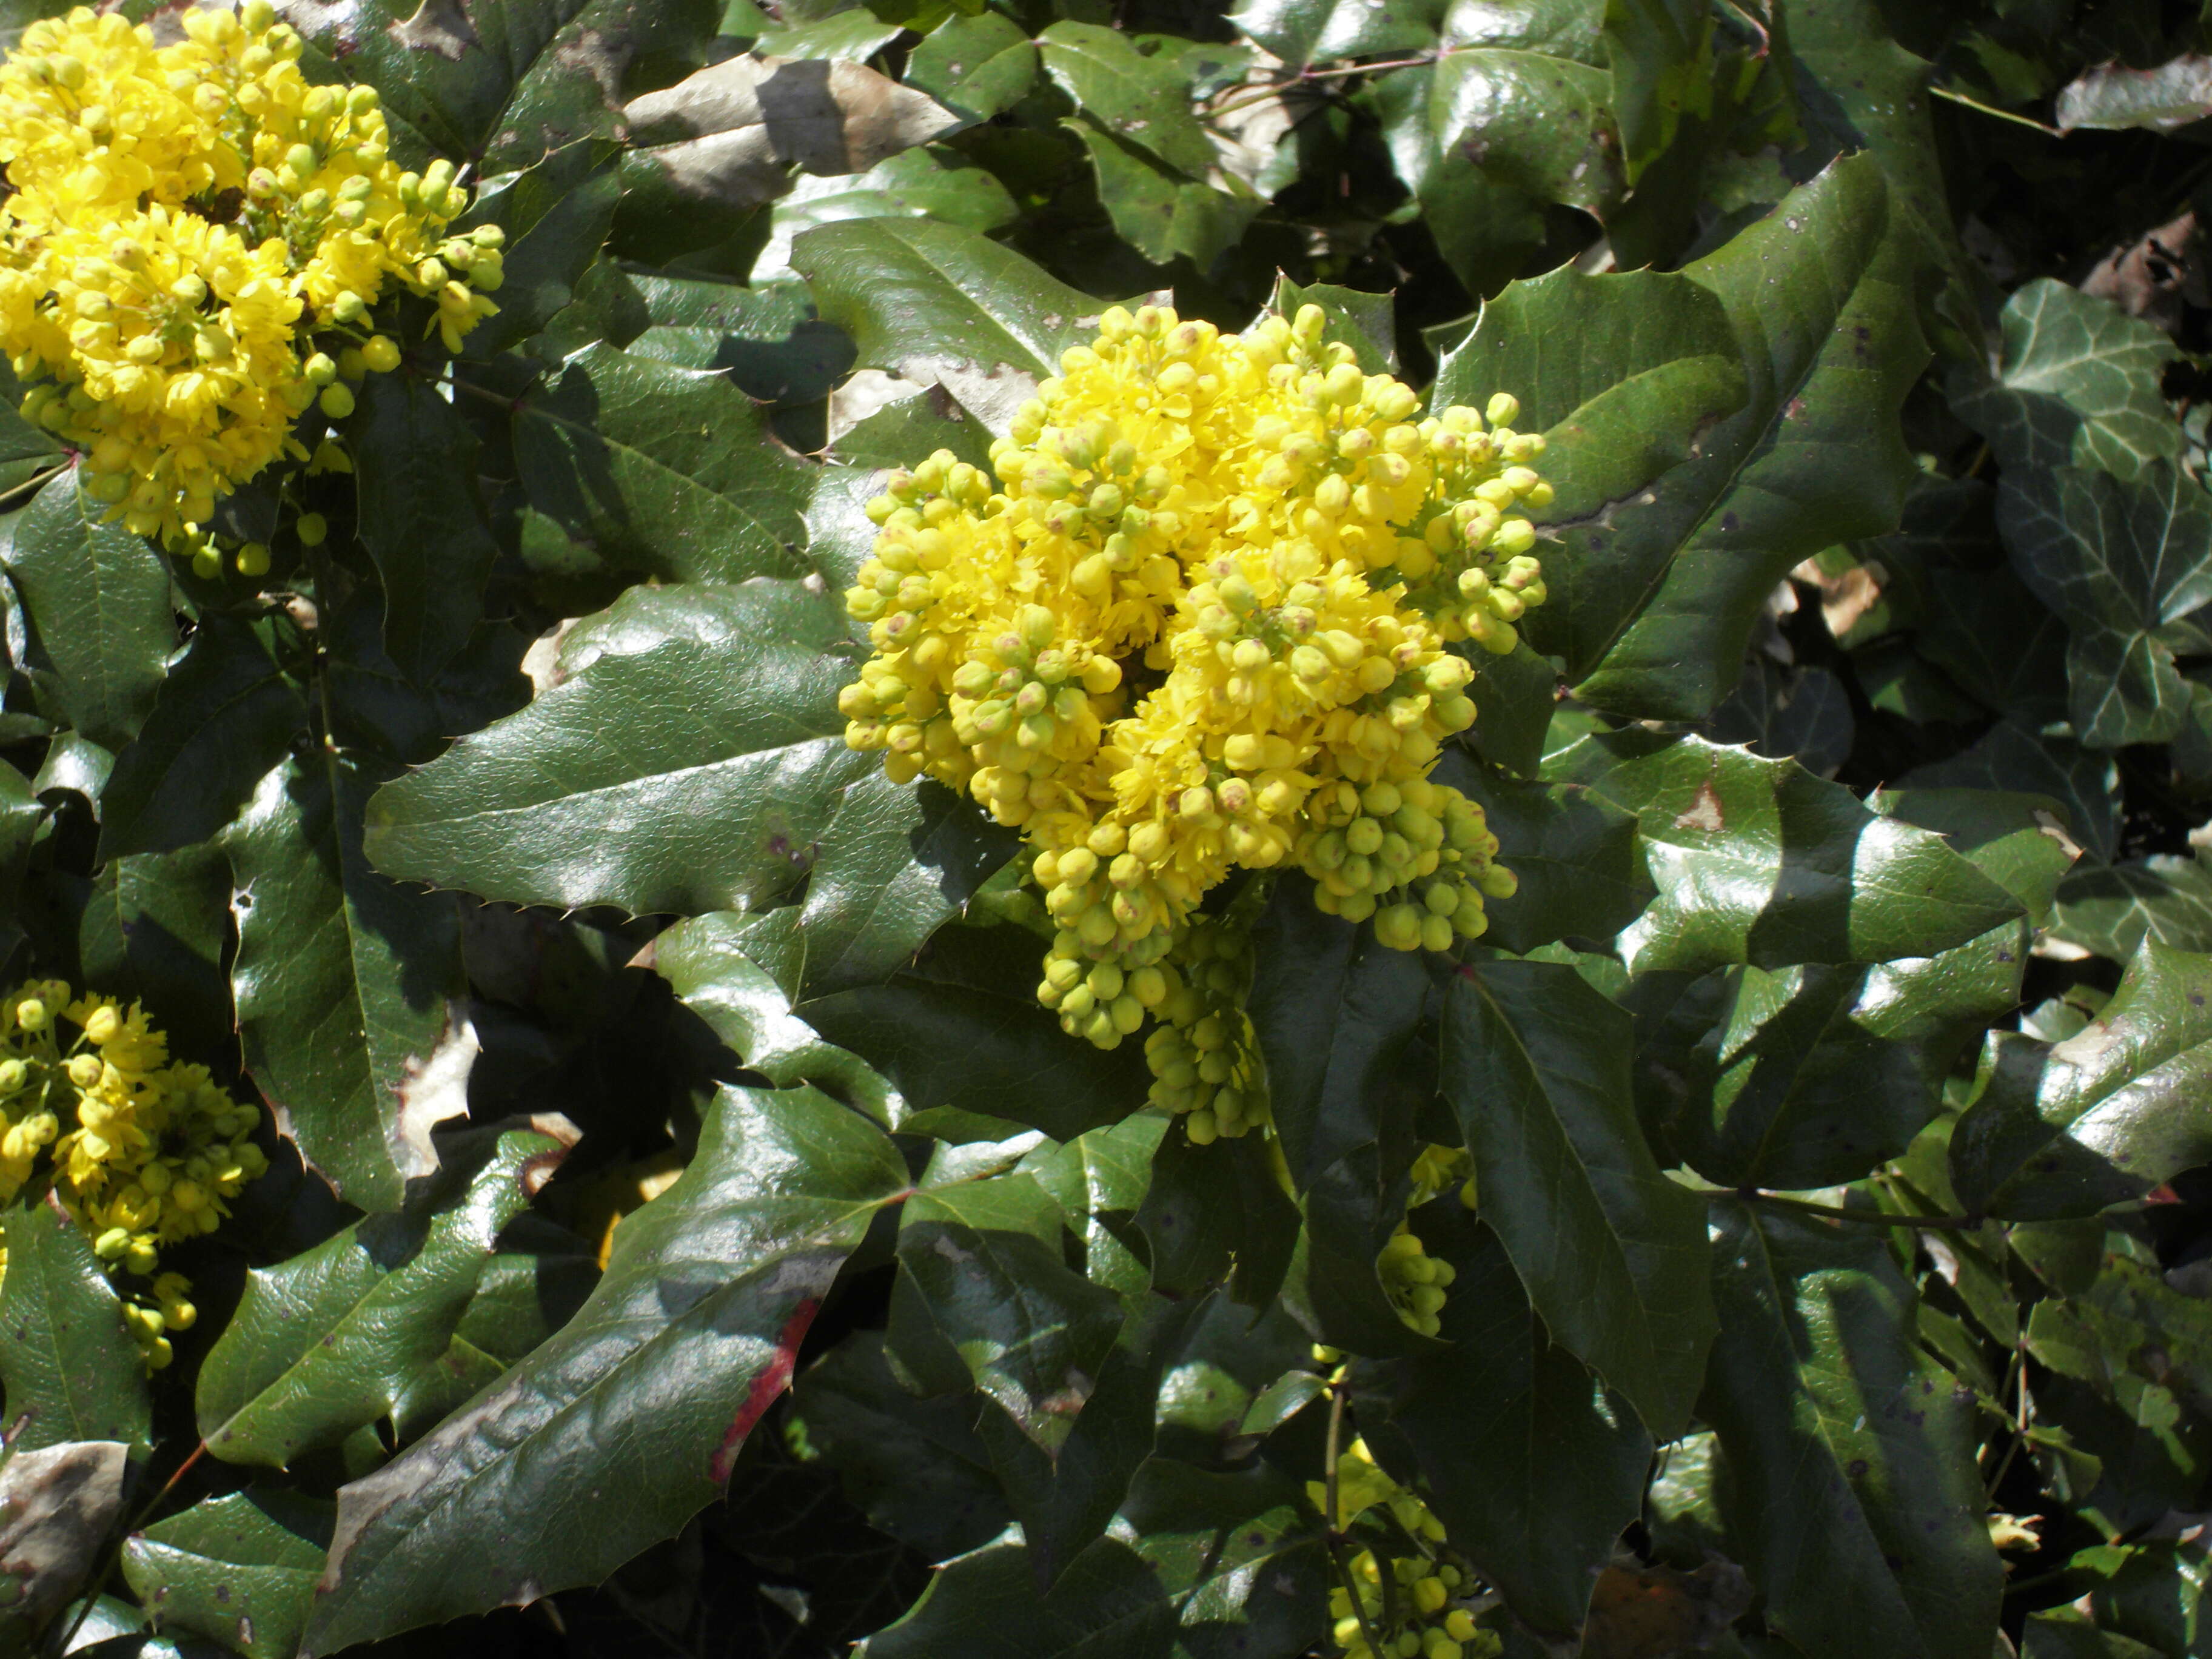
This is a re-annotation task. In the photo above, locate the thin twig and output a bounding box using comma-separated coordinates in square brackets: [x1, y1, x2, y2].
[1208, 50, 1457, 121]
[1748, 1190, 1982, 1230]
[1321, 1378, 1386, 1659]
[0, 461, 68, 512]
[1929, 83, 2065, 138]
[1984, 1344, 2034, 1501]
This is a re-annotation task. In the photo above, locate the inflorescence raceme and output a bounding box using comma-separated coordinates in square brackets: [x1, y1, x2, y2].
[0, 1, 502, 563]
[1311, 1438, 1501, 1659]
[841, 303, 1550, 1147]
[0, 980, 266, 1368]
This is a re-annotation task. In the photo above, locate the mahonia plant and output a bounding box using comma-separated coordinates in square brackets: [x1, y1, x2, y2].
[0, 0, 503, 568]
[840, 303, 1550, 1150]
[1312, 1436, 1500, 1659]
[0, 981, 264, 1368]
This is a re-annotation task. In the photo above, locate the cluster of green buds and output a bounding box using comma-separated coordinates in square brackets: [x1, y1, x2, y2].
[1298, 776, 1510, 945]
[1379, 1227, 1457, 1337]
[1390, 395, 1552, 654]
[1141, 908, 1269, 1140]
[1313, 1439, 1498, 1659]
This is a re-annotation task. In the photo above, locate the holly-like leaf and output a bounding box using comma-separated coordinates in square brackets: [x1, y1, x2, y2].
[1700, 1202, 2003, 1659]
[97, 614, 310, 859]
[3, 472, 173, 752]
[1442, 959, 1715, 1437]
[512, 342, 815, 584]
[389, 1229, 602, 1441]
[2051, 852, 2212, 960]
[1874, 788, 2082, 929]
[1227, 0, 1443, 69]
[349, 371, 498, 686]
[1358, 1210, 1653, 1641]
[75, 843, 233, 1065]
[196, 1125, 562, 1467]
[1546, 730, 2023, 975]
[1996, 461, 2212, 749]
[1064, 118, 1263, 270]
[1899, 718, 2119, 865]
[1440, 759, 1651, 954]
[364, 580, 870, 916]
[119, 1492, 333, 1659]
[752, 147, 1020, 284]
[226, 752, 469, 1213]
[455, 139, 622, 359]
[792, 774, 1021, 1000]
[1951, 280, 2182, 482]
[1951, 940, 2212, 1219]
[0, 1196, 151, 1455]
[905, 11, 1039, 121]
[863, 1535, 1178, 1658]
[300, 1084, 911, 1656]
[1037, 22, 1216, 176]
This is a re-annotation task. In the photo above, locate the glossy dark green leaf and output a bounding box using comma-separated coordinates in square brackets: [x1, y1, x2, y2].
[1700, 1202, 2003, 1659]
[76, 843, 233, 1065]
[513, 342, 814, 584]
[1227, 0, 1443, 68]
[300, 1084, 911, 1655]
[1357, 1212, 1652, 1641]
[1133, 1127, 1299, 1306]
[905, 11, 1040, 120]
[1272, 277, 1398, 374]
[753, 148, 1021, 286]
[1952, 281, 2182, 482]
[225, 752, 468, 1213]
[1442, 959, 1714, 1436]
[1546, 729, 2023, 974]
[119, 1492, 333, 1659]
[2022, 1612, 2166, 1659]
[1119, 1458, 1328, 1655]
[4, 473, 173, 751]
[1997, 461, 2212, 748]
[1037, 22, 1215, 176]
[457, 138, 623, 359]
[1873, 788, 2082, 928]
[196, 1125, 560, 1467]
[2052, 852, 2212, 960]
[1065, 118, 1263, 269]
[366, 580, 870, 916]
[1461, 643, 1560, 778]
[1028, 1113, 1164, 1297]
[1439, 759, 1651, 954]
[97, 614, 310, 859]
[349, 372, 498, 685]
[1951, 940, 2212, 1219]
[793, 774, 1021, 1000]
[0, 1196, 151, 1454]
[863, 1535, 1178, 1658]
[1898, 718, 2119, 865]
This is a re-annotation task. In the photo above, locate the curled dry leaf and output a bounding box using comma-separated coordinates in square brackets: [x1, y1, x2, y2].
[2081, 209, 2206, 333]
[2057, 55, 2212, 133]
[0, 1440, 129, 1633]
[623, 55, 962, 213]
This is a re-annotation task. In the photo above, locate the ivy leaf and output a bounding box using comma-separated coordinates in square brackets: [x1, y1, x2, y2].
[1700, 1202, 2005, 1659]
[793, 218, 1104, 432]
[792, 774, 1021, 1000]
[1951, 280, 2182, 482]
[1546, 730, 2024, 975]
[98, 614, 310, 859]
[512, 343, 815, 584]
[1996, 461, 2212, 749]
[2051, 851, 2212, 960]
[0, 1196, 152, 1455]
[1951, 940, 2212, 1219]
[349, 372, 498, 686]
[1442, 959, 1715, 1438]
[119, 1493, 333, 1659]
[365, 580, 870, 916]
[1899, 717, 2119, 865]
[226, 752, 469, 1214]
[300, 1084, 911, 1656]
[196, 1125, 563, 1467]
[3, 472, 173, 752]
[904, 11, 1040, 121]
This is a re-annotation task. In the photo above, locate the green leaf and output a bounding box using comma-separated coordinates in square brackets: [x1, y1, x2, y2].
[2051, 851, 2212, 960]
[793, 218, 1104, 429]
[389, 1229, 601, 1441]
[793, 774, 1021, 1000]
[1898, 718, 2119, 865]
[1441, 959, 1715, 1436]
[0, 762, 42, 963]
[1996, 461, 2212, 748]
[0, 1197, 151, 1454]
[1037, 22, 1216, 176]
[1065, 118, 1263, 269]
[225, 752, 468, 1213]
[1951, 281, 2182, 482]
[456, 139, 622, 359]
[349, 372, 498, 685]
[1228, 0, 1443, 69]
[119, 1492, 333, 1659]
[1545, 730, 2023, 974]
[1357, 1211, 1652, 1640]
[800, 922, 1151, 1142]
[905, 11, 1040, 121]
[1028, 1113, 1163, 1297]
[512, 342, 815, 584]
[1438, 757, 1651, 954]
[300, 1084, 910, 1656]
[1699, 1202, 2004, 1659]
[1461, 642, 1563, 777]
[1119, 1458, 1328, 1655]
[863, 1535, 1178, 1658]
[76, 844, 233, 1065]
[1951, 940, 2212, 1219]
[4, 473, 173, 751]
[752, 148, 1020, 284]
[365, 580, 870, 916]
[1133, 1127, 1299, 1305]
[196, 1125, 561, 1467]
[1270, 278, 1398, 374]
[1873, 788, 2082, 928]
[1604, 0, 1712, 183]
[2023, 1612, 2166, 1659]
[97, 614, 310, 859]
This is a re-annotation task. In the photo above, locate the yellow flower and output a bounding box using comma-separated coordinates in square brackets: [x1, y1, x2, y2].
[0, 2, 501, 550]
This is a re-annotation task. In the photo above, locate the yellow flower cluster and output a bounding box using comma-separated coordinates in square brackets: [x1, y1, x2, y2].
[1310, 1439, 1499, 1659]
[0, 980, 266, 1367]
[0, 1, 503, 555]
[1376, 1145, 1477, 1335]
[841, 303, 1549, 1081]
